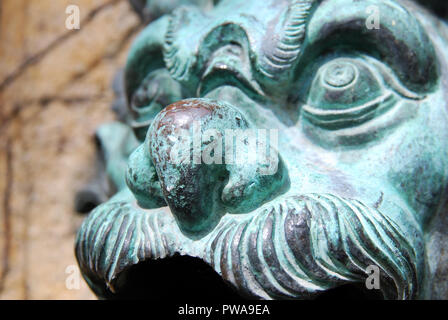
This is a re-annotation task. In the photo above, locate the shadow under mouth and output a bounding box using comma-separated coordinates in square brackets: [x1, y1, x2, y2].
[104, 254, 245, 300]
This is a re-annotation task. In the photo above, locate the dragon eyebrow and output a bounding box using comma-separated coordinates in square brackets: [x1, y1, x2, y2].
[164, 6, 193, 82]
[258, 0, 316, 78]
[304, 0, 438, 94]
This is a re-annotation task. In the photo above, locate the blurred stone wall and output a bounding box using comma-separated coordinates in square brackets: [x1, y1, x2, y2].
[0, 0, 141, 299]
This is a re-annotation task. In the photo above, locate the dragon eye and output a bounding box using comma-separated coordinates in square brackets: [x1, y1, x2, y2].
[302, 58, 396, 130]
[130, 69, 183, 140]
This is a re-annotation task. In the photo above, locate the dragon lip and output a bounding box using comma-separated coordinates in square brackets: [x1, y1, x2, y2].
[76, 189, 421, 300]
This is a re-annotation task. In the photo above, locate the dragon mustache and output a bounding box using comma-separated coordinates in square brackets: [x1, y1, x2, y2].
[75, 192, 424, 300]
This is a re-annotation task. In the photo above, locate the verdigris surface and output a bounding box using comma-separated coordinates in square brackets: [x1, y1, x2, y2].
[75, 0, 448, 299]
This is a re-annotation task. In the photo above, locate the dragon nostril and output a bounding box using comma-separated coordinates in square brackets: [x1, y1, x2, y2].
[126, 144, 166, 209]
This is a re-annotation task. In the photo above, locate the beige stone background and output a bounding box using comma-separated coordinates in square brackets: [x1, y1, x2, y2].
[0, 0, 142, 299]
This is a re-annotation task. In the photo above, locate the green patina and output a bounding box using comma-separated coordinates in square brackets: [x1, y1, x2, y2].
[76, 0, 448, 299]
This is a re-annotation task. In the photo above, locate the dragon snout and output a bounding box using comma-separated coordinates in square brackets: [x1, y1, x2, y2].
[126, 98, 290, 237]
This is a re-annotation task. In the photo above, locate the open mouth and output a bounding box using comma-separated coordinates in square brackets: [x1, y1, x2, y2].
[106, 254, 244, 300]
[102, 254, 383, 300]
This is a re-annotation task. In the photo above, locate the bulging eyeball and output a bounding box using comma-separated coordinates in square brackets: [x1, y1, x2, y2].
[308, 58, 383, 110]
[303, 58, 394, 130]
[130, 69, 183, 141]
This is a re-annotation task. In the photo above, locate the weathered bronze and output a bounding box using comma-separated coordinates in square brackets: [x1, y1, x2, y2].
[75, 0, 448, 299]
